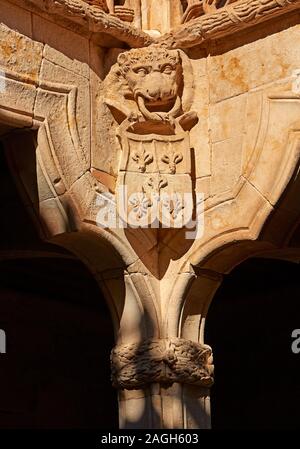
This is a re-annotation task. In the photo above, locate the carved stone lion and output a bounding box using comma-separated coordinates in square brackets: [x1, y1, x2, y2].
[103, 46, 197, 131]
[116, 47, 183, 121]
[94, 45, 197, 181]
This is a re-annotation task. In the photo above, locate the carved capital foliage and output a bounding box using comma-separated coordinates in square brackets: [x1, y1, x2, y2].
[111, 338, 214, 390]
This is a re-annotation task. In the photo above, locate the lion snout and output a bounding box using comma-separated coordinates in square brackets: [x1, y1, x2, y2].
[135, 87, 177, 104]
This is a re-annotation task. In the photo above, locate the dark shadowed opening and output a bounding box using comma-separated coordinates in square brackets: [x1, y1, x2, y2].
[205, 258, 300, 429]
[0, 137, 118, 428]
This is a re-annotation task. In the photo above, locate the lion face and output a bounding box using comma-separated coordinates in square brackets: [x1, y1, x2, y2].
[117, 48, 183, 117]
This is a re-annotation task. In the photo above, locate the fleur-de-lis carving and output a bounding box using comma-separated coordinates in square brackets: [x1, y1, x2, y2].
[162, 193, 184, 220]
[161, 152, 183, 174]
[129, 190, 152, 220]
[132, 149, 153, 173]
[147, 176, 168, 193]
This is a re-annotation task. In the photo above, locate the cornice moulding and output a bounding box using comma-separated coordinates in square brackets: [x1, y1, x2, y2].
[7, 0, 153, 48]
[6, 0, 300, 49]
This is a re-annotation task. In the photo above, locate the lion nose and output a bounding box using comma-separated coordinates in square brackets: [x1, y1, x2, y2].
[146, 88, 160, 100]
[144, 72, 165, 99]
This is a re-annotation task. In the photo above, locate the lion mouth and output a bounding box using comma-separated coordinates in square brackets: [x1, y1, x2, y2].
[136, 94, 182, 122]
[134, 88, 176, 103]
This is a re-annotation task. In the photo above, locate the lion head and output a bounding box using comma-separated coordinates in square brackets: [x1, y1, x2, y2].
[109, 47, 183, 122]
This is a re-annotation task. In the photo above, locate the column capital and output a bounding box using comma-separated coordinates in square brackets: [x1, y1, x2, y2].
[111, 337, 214, 390]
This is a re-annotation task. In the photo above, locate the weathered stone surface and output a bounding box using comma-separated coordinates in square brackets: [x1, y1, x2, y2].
[39, 58, 91, 170]
[209, 24, 300, 103]
[0, 1, 32, 37]
[0, 24, 43, 80]
[189, 64, 210, 179]
[32, 15, 90, 71]
[0, 77, 36, 117]
[2, 0, 300, 431]
[211, 135, 243, 196]
[111, 338, 214, 390]
[210, 95, 247, 143]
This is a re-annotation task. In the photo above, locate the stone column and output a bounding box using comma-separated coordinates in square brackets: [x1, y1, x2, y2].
[102, 268, 222, 429]
[111, 337, 214, 429]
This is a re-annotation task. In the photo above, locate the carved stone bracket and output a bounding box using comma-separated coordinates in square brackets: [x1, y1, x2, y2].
[111, 338, 214, 390]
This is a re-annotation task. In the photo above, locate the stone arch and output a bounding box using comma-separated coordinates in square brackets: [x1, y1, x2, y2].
[0, 47, 146, 326]
[178, 123, 300, 345]
[167, 74, 300, 342]
[0, 111, 158, 351]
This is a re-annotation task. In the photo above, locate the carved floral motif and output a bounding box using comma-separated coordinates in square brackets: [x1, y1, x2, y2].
[131, 148, 153, 173]
[161, 151, 183, 174]
[146, 175, 168, 193]
[129, 190, 152, 220]
[162, 193, 185, 220]
[111, 338, 214, 390]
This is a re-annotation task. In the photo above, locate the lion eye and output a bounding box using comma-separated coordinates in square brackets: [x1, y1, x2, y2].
[136, 67, 148, 76]
[162, 65, 173, 75]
